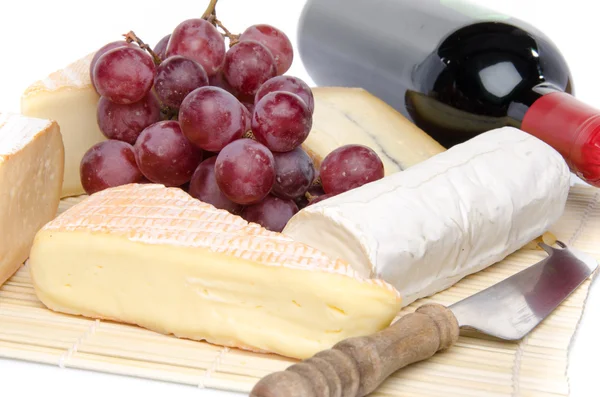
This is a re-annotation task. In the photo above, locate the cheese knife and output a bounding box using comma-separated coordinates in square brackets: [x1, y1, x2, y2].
[250, 241, 598, 397]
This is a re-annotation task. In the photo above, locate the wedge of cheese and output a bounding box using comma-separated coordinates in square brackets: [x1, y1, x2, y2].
[28, 183, 401, 359]
[304, 87, 446, 174]
[21, 52, 444, 198]
[0, 113, 64, 286]
[284, 127, 571, 306]
[21, 53, 106, 198]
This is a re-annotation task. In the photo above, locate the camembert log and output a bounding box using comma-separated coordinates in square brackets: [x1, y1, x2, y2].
[28, 183, 402, 359]
[284, 127, 571, 306]
[21, 53, 444, 198]
[0, 113, 64, 286]
[21, 53, 106, 198]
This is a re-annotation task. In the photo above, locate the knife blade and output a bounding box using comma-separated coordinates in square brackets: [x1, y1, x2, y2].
[249, 242, 598, 397]
[451, 241, 597, 340]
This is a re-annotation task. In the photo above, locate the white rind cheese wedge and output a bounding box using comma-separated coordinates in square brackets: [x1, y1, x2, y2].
[28, 183, 401, 359]
[0, 113, 64, 286]
[21, 53, 106, 198]
[21, 52, 444, 198]
[305, 87, 446, 174]
[284, 127, 571, 306]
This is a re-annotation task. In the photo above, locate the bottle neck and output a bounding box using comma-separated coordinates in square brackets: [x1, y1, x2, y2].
[521, 88, 600, 186]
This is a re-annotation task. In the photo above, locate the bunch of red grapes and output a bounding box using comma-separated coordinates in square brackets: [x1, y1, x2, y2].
[81, 17, 384, 232]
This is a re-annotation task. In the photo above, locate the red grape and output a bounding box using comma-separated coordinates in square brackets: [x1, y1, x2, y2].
[307, 193, 335, 206]
[223, 41, 277, 96]
[179, 86, 246, 152]
[241, 100, 255, 115]
[294, 194, 309, 209]
[97, 92, 161, 144]
[214, 139, 275, 205]
[320, 145, 384, 195]
[80, 140, 144, 195]
[240, 24, 294, 75]
[189, 157, 243, 214]
[295, 185, 325, 209]
[272, 148, 315, 199]
[307, 184, 325, 197]
[154, 55, 209, 108]
[166, 19, 225, 77]
[242, 106, 251, 133]
[255, 76, 314, 114]
[134, 120, 203, 186]
[154, 34, 171, 60]
[241, 195, 298, 232]
[93, 46, 156, 104]
[252, 91, 312, 152]
[208, 70, 238, 96]
[90, 41, 135, 92]
[236, 92, 255, 114]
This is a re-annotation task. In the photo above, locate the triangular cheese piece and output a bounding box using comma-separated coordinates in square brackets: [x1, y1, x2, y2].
[29, 183, 401, 359]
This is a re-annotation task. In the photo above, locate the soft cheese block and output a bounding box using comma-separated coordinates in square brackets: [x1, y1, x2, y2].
[21, 53, 106, 198]
[28, 183, 401, 359]
[284, 127, 571, 306]
[0, 113, 64, 286]
[304, 87, 446, 174]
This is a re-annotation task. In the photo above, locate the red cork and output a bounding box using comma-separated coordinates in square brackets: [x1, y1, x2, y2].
[522, 92, 600, 187]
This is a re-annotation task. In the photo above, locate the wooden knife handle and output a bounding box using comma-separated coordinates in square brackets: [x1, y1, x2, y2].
[250, 303, 459, 397]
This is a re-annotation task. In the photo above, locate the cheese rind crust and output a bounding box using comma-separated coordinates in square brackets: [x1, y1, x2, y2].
[284, 127, 571, 306]
[0, 113, 64, 285]
[29, 183, 401, 359]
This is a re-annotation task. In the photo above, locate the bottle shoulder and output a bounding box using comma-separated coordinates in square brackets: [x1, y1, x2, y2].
[416, 21, 573, 115]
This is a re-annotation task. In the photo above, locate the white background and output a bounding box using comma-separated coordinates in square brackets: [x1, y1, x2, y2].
[1, 0, 600, 396]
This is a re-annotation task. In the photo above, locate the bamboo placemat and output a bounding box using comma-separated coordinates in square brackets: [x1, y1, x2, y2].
[1, 185, 598, 396]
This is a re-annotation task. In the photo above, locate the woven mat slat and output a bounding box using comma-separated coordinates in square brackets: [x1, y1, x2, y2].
[1, 185, 598, 396]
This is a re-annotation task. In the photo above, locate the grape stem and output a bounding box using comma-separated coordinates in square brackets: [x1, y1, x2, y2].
[243, 131, 256, 140]
[161, 106, 179, 121]
[215, 18, 241, 47]
[201, 0, 240, 47]
[305, 191, 317, 202]
[201, 0, 218, 19]
[123, 31, 162, 65]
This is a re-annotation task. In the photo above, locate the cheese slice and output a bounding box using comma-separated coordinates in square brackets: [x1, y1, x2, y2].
[21, 53, 106, 198]
[21, 52, 444, 199]
[28, 183, 401, 359]
[0, 113, 64, 286]
[284, 127, 571, 306]
[303, 87, 446, 174]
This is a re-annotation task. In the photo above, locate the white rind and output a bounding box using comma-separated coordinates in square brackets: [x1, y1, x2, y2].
[0, 113, 54, 157]
[283, 127, 571, 306]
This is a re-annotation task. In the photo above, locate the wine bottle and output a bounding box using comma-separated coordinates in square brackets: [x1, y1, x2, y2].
[297, 0, 600, 186]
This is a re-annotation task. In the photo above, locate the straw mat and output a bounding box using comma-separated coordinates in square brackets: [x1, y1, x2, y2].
[1, 185, 598, 396]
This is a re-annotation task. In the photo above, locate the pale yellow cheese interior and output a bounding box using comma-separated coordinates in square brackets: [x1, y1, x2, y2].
[304, 87, 446, 174]
[0, 114, 64, 285]
[21, 54, 106, 198]
[29, 184, 401, 359]
[31, 232, 399, 359]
